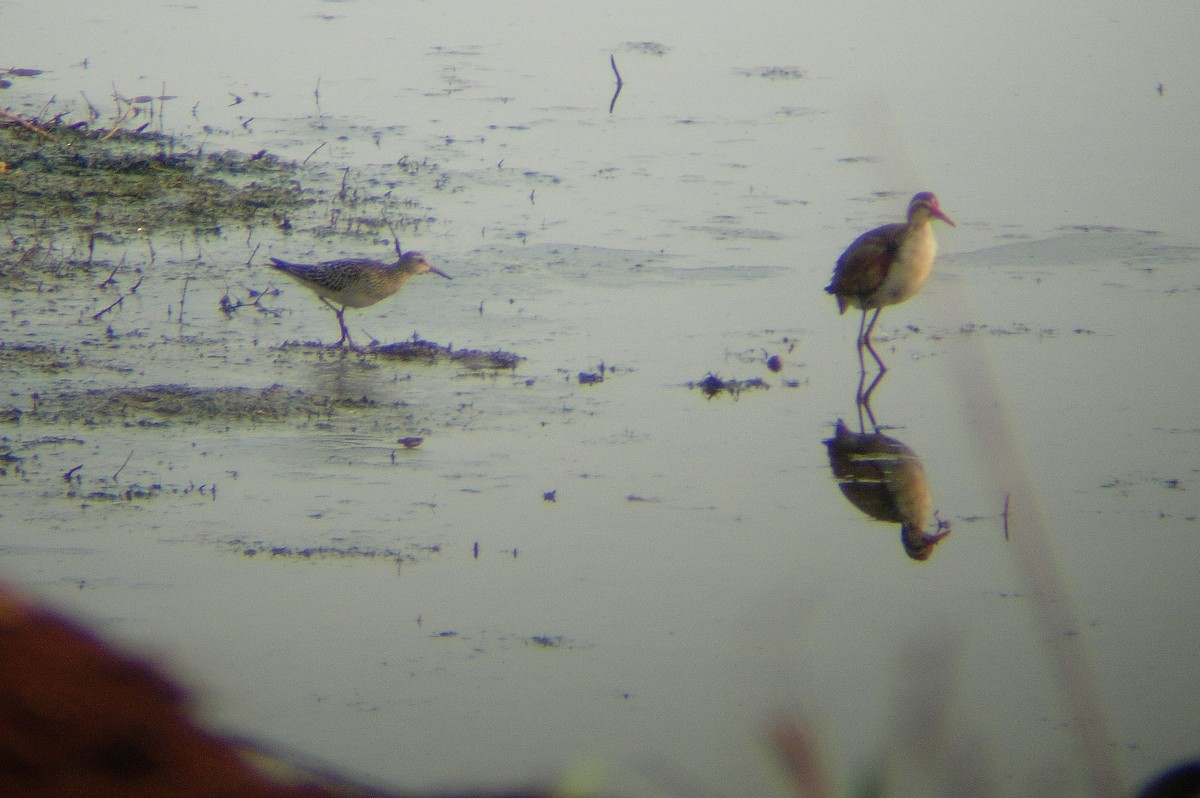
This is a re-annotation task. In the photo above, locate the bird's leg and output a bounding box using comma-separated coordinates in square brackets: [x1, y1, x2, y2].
[855, 374, 869, 432]
[855, 311, 870, 376]
[320, 297, 354, 348]
[861, 308, 886, 373]
[859, 369, 885, 430]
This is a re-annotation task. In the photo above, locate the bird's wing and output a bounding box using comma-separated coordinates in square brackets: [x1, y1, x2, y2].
[269, 258, 324, 280]
[827, 223, 903, 297]
[318, 258, 382, 269]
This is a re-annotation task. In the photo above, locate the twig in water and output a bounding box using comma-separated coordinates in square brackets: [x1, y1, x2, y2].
[101, 85, 136, 141]
[99, 265, 119, 289]
[386, 221, 404, 259]
[179, 275, 191, 326]
[157, 81, 166, 138]
[1002, 492, 1011, 541]
[80, 91, 101, 121]
[112, 450, 134, 483]
[608, 54, 624, 114]
[302, 141, 328, 164]
[92, 268, 144, 321]
[0, 108, 53, 137]
[219, 286, 281, 318]
[63, 464, 83, 483]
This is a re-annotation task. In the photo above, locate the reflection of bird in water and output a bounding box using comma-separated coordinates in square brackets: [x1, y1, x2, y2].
[269, 251, 451, 348]
[824, 419, 950, 560]
[826, 192, 955, 371]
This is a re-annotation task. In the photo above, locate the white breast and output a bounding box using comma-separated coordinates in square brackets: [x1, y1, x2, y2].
[880, 222, 937, 305]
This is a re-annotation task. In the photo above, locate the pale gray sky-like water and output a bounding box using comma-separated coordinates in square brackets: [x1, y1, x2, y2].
[1, 2, 1198, 796]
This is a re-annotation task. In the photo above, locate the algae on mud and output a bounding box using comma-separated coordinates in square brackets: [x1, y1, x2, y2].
[1, 104, 522, 395]
[0, 118, 308, 245]
[0, 108, 449, 287]
[19, 383, 402, 426]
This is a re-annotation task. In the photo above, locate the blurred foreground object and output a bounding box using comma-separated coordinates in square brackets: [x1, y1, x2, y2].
[0, 584, 538, 798]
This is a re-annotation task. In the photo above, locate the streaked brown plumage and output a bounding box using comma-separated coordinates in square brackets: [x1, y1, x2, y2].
[269, 251, 450, 347]
[826, 192, 954, 367]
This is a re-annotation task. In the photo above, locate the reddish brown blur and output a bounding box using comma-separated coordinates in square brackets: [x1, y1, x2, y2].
[0, 585, 540, 798]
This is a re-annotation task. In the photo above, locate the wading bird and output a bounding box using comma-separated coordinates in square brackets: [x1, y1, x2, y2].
[826, 192, 955, 370]
[269, 251, 450, 347]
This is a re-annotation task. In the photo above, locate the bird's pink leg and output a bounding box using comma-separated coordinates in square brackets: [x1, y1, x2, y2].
[860, 308, 886, 372]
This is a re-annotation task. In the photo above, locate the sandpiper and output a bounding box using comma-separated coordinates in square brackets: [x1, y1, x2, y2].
[825, 192, 955, 369]
[269, 251, 450, 347]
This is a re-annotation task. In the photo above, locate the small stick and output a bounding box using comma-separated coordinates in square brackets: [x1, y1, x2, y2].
[112, 450, 133, 483]
[179, 274, 191, 325]
[608, 54, 624, 114]
[157, 81, 164, 134]
[92, 265, 144, 320]
[101, 86, 135, 140]
[1002, 492, 1011, 541]
[80, 91, 101, 121]
[35, 95, 56, 121]
[219, 285, 281, 317]
[0, 108, 52, 137]
[302, 141, 328, 164]
[92, 295, 125, 321]
[63, 464, 83, 483]
[386, 220, 403, 258]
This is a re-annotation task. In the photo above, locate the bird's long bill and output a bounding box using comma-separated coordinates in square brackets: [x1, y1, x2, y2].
[430, 266, 452, 280]
[934, 208, 956, 227]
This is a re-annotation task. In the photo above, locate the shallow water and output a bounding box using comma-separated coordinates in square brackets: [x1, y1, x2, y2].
[2, 1, 1199, 796]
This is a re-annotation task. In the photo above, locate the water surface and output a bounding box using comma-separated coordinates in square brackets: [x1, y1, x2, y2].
[1, 1, 1198, 795]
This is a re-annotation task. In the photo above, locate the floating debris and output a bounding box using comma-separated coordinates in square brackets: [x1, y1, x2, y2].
[736, 66, 806, 80]
[27, 384, 385, 425]
[79, 484, 162, 503]
[577, 359, 613, 384]
[687, 372, 769, 399]
[234, 539, 429, 564]
[369, 338, 523, 370]
[0, 117, 306, 244]
[0, 343, 79, 374]
[527, 635, 566, 648]
[621, 41, 670, 56]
